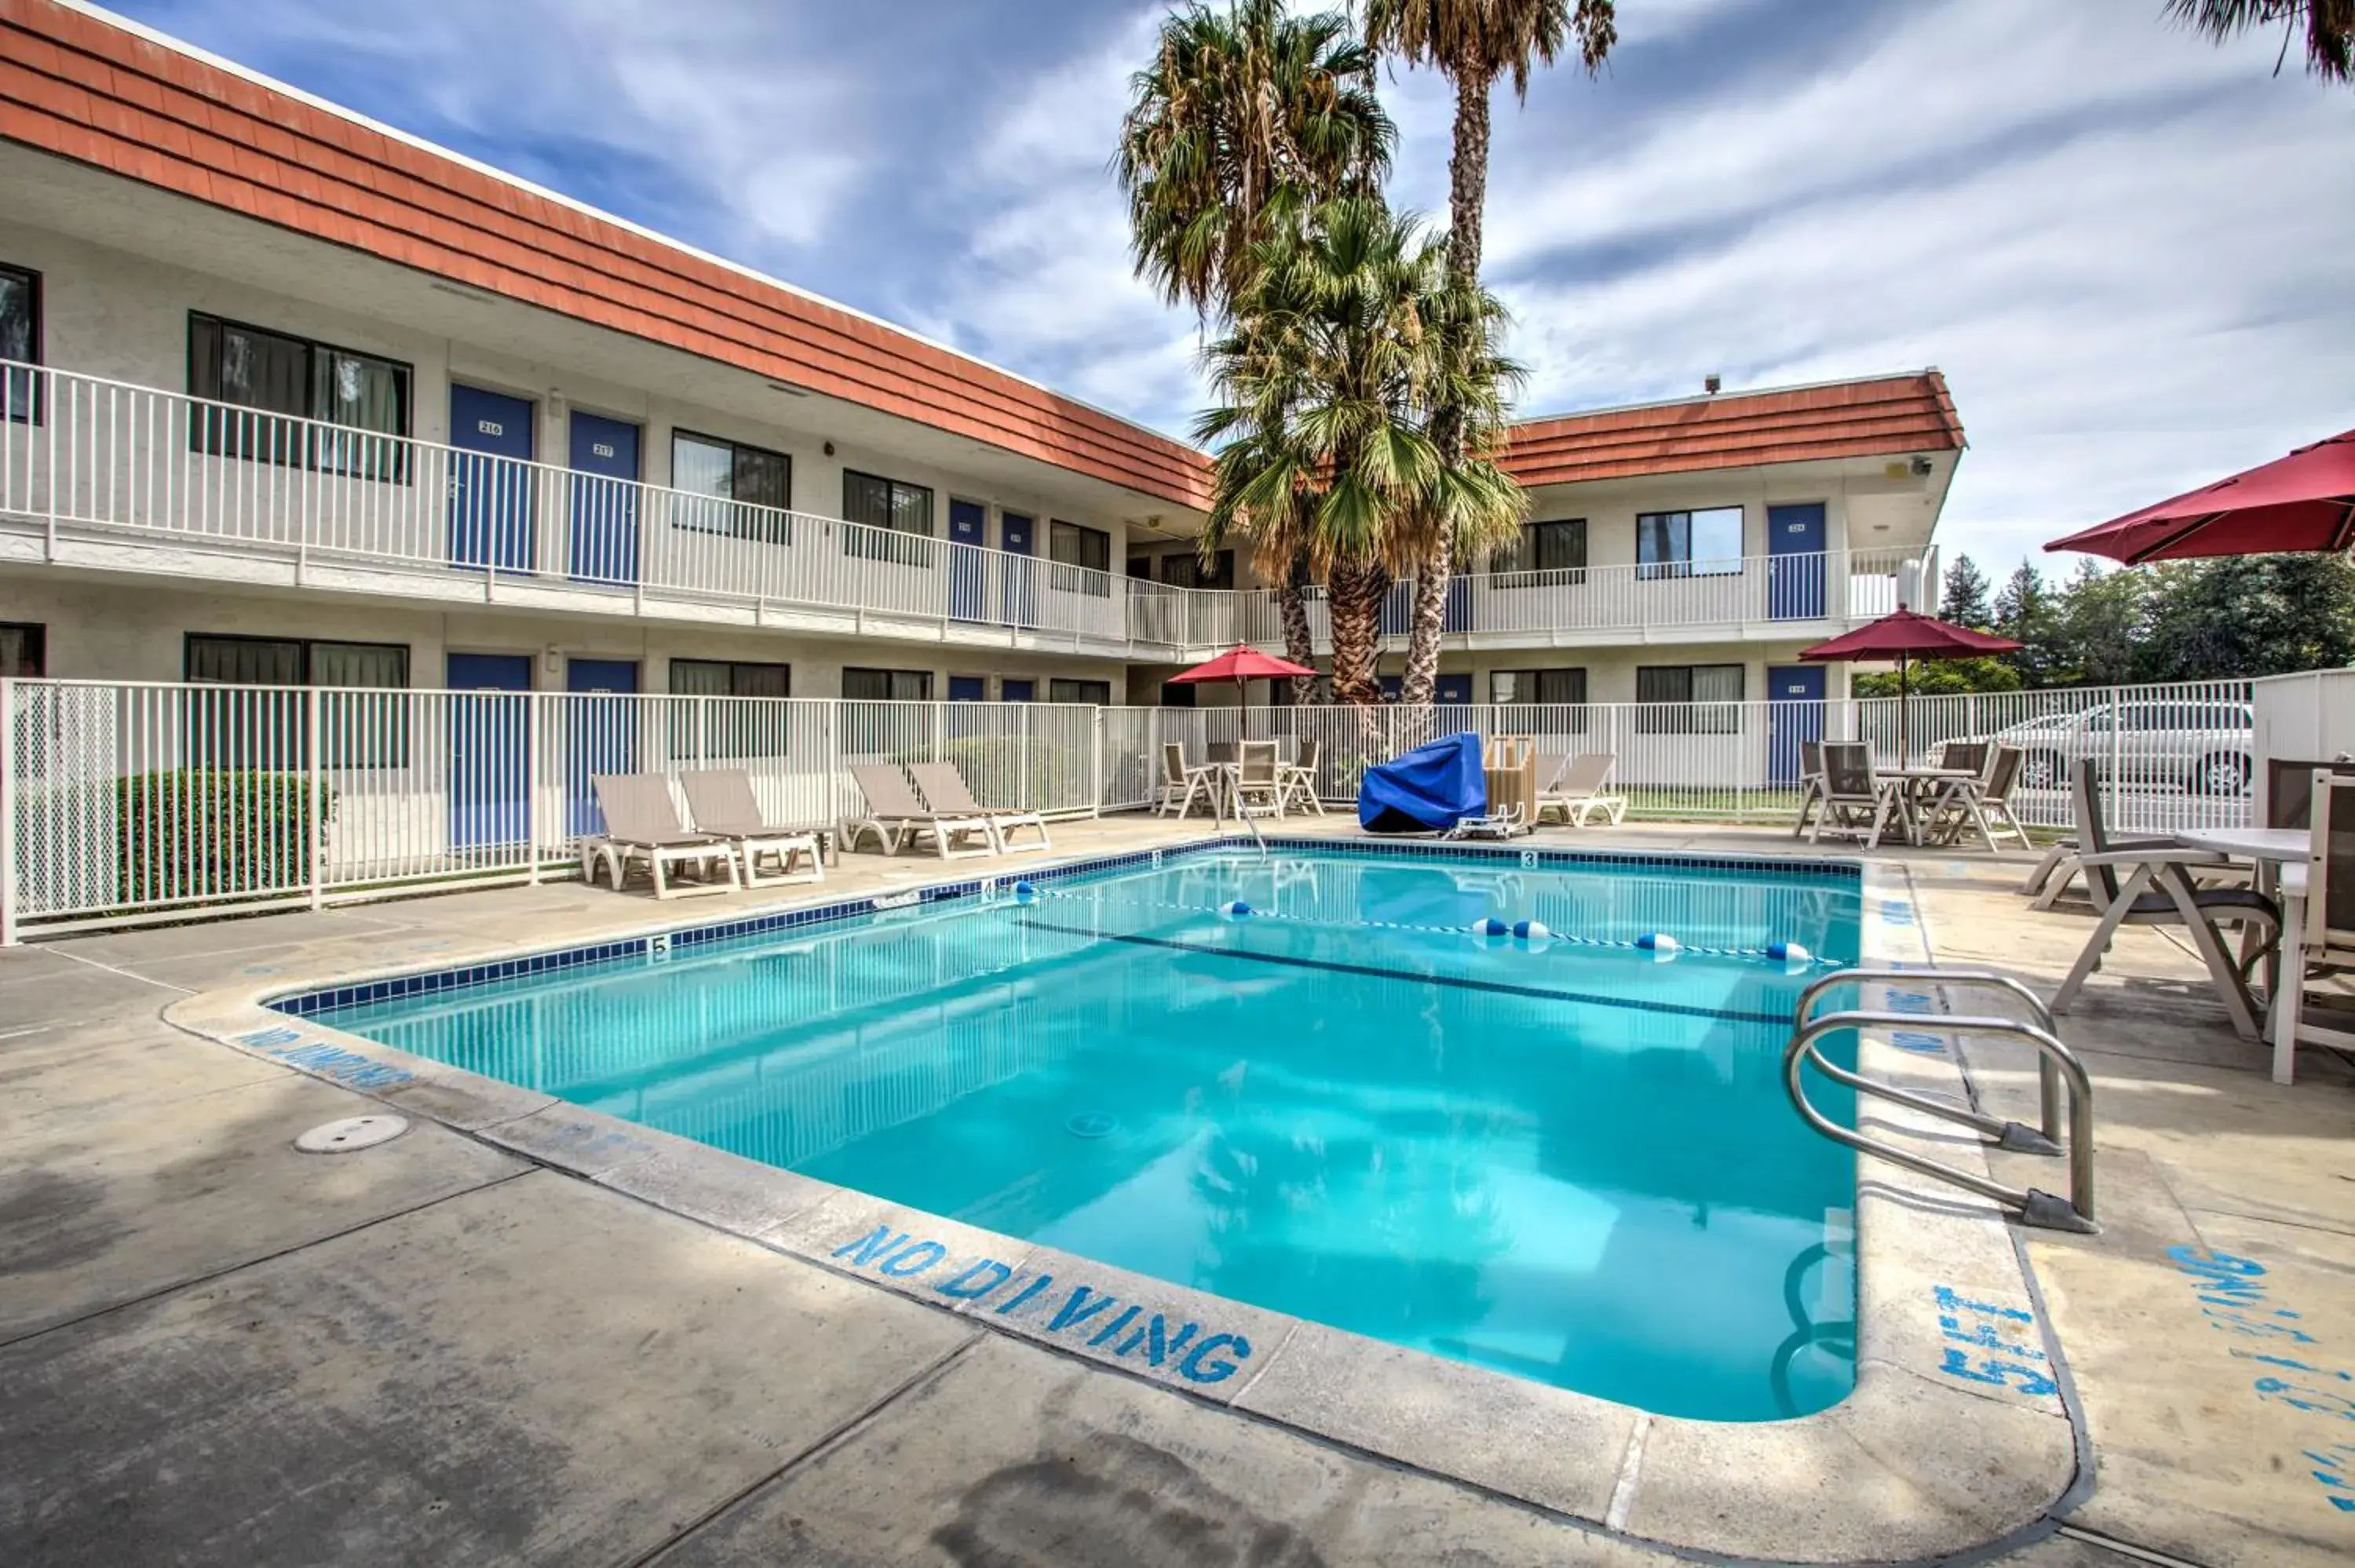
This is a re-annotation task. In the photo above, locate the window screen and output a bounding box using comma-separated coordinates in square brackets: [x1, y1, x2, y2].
[1498, 519, 1586, 577]
[188, 313, 409, 477]
[1490, 668, 1587, 706]
[1049, 678, 1112, 706]
[672, 431, 793, 542]
[670, 659, 793, 757]
[1637, 508, 1743, 578]
[844, 471, 934, 563]
[184, 634, 409, 766]
[1636, 663, 1743, 732]
[1050, 521, 1112, 596]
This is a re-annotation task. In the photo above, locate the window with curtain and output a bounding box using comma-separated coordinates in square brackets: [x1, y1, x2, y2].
[842, 666, 932, 702]
[1495, 519, 1586, 582]
[843, 470, 934, 564]
[1490, 668, 1587, 706]
[1, 263, 40, 424]
[1049, 520, 1112, 596]
[1635, 663, 1744, 733]
[670, 431, 793, 542]
[1049, 678, 1112, 706]
[2, 621, 47, 676]
[188, 314, 410, 480]
[1155, 549, 1236, 590]
[184, 633, 411, 766]
[1637, 507, 1743, 578]
[670, 658, 792, 758]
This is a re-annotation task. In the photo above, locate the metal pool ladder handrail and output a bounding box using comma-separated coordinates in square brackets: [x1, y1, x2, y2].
[1784, 968, 2098, 1234]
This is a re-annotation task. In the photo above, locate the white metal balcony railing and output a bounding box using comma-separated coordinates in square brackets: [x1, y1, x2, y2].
[0, 360, 1931, 655]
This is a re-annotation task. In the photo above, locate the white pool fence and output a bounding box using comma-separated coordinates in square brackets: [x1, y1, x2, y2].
[0, 673, 2305, 938]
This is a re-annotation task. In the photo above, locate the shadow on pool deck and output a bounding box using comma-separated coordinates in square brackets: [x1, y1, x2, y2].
[1, 815, 2350, 1566]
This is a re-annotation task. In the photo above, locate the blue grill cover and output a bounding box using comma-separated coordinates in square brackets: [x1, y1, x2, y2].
[1357, 731, 1487, 833]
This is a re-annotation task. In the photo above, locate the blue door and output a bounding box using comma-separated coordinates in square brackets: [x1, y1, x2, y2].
[566, 658, 639, 837]
[947, 675, 986, 702]
[999, 512, 1035, 627]
[1001, 679, 1035, 702]
[568, 411, 640, 585]
[1768, 502, 1827, 620]
[1768, 663, 1826, 785]
[948, 499, 986, 622]
[446, 653, 532, 853]
[1436, 673, 1473, 706]
[449, 385, 536, 573]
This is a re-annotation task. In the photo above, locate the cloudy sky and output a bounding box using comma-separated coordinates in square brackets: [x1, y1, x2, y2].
[109, 0, 2355, 575]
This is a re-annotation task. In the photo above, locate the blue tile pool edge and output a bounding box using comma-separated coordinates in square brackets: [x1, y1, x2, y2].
[264, 834, 1864, 1019]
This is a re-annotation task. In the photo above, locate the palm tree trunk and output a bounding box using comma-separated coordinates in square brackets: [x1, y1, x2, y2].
[1400, 67, 1495, 706]
[1327, 556, 1391, 706]
[1278, 545, 1318, 705]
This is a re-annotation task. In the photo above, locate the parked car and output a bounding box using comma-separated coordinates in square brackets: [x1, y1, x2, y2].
[1935, 701, 2254, 795]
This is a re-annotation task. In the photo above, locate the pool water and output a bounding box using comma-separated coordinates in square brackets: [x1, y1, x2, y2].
[309, 848, 1864, 1420]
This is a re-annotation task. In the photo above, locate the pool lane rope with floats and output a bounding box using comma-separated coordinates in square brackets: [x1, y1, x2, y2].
[1010, 882, 1838, 971]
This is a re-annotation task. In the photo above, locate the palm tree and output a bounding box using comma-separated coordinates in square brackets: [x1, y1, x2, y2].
[1117, 2, 1394, 700]
[2168, 1, 2352, 81]
[1197, 196, 1516, 706]
[1362, 0, 1616, 706]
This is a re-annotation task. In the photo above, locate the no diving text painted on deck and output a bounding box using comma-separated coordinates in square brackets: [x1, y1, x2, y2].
[830, 1225, 1253, 1385]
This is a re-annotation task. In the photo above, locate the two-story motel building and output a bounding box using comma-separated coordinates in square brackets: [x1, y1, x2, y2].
[0, 0, 1962, 725]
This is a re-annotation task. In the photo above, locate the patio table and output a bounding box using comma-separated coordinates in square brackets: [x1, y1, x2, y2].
[1881, 765, 1981, 847]
[2177, 826, 2310, 1079]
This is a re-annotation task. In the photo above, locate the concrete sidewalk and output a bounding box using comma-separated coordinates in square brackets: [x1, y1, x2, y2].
[2, 818, 2349, 1566]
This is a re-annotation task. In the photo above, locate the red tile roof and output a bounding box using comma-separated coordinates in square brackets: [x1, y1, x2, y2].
[0, 3, 1966, 515]
[0, 0, 1214, 509]
[1500, 372, 1964, 488]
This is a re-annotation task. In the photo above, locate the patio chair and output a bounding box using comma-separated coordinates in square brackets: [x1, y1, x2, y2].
[1940, 741, 1990, 777]
[2267, 772, 2355, 1083]
[1278, 738, 1324, 815]
[679, 768, 824, 888]
[1807, 743, 1900, 847]
[2265, 757, 2355, 830]
[1232, 739, 1286, 819]
[1535, 753, 1627, 827]
[1791, 739, 1827, 838]
[845, 762, 999, 859]
[909, 760, 1050, 853]
[587, 773, 742, 899]
[1925, 746, 2024, 851]
[1156, 742, 1218, 819]
[2051, 760, 2278, 1022]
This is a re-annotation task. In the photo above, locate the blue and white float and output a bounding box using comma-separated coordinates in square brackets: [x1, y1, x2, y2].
[1471, 916, 1512, 939]
[1766, 939, 1813, 967]
[1636, 932, 1681, 959]
[1012, 881, 1039, 904]
[1511, 917, 1553, 951]
[1220, 899, 1254, 920]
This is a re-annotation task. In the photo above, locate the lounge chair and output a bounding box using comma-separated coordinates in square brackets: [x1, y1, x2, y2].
[679, 768, 825, 887]
[2051, 760, 2278, 1026]
[1791, 739, 1827, 838]
[587, 773, 741, 899]
[1924, 745, 2023, 851]
[845, 762, 999, 859]
[1535, 753, 1627, 827]
[1156, 742, 1218, 819]
[909, 760, 1050, 853]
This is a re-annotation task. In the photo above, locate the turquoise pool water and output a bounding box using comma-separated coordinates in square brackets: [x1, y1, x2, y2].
[307, 848, 1862, 1420]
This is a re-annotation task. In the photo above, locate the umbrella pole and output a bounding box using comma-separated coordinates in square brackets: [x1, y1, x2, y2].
[1899, 655, 1910, 764]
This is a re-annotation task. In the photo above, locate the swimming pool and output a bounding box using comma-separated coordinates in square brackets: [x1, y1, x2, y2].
[298, 844, 1863, 1421]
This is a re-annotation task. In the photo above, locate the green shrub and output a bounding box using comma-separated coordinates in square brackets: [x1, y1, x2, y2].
[117, 771, 335, 903]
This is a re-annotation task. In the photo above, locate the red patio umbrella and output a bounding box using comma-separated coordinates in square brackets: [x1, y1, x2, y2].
[2046, 428, 2355, 564]
[1799, 608, 2022, 764]
[1166, 644, 1317, 703]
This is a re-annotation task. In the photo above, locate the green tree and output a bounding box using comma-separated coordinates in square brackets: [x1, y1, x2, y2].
[1939, 553, 1994, 631]
[1116, 0, 1393, 698]
[2167, 1, 2352, 82]
[2050, 557, 2156, 687]
[1361, 0, 1617, 705]
[1196, 197, 1487, 705]
[1853, 658, 2021, 698]
[2139, 554, 2355, 679]
[1992, 561, 2065, 687]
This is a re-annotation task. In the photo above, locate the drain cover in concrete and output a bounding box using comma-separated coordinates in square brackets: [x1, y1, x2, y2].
[294, 1114, 411, 1154]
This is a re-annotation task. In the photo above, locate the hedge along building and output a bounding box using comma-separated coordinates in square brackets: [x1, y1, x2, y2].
[0, 0, 1962, 720]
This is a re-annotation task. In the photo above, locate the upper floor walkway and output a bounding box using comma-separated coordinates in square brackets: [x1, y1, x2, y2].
[0, 360, 1933, 661]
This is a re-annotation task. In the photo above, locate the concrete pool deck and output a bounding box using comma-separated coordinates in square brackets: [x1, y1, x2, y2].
[2, 815, 2350, 1566]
